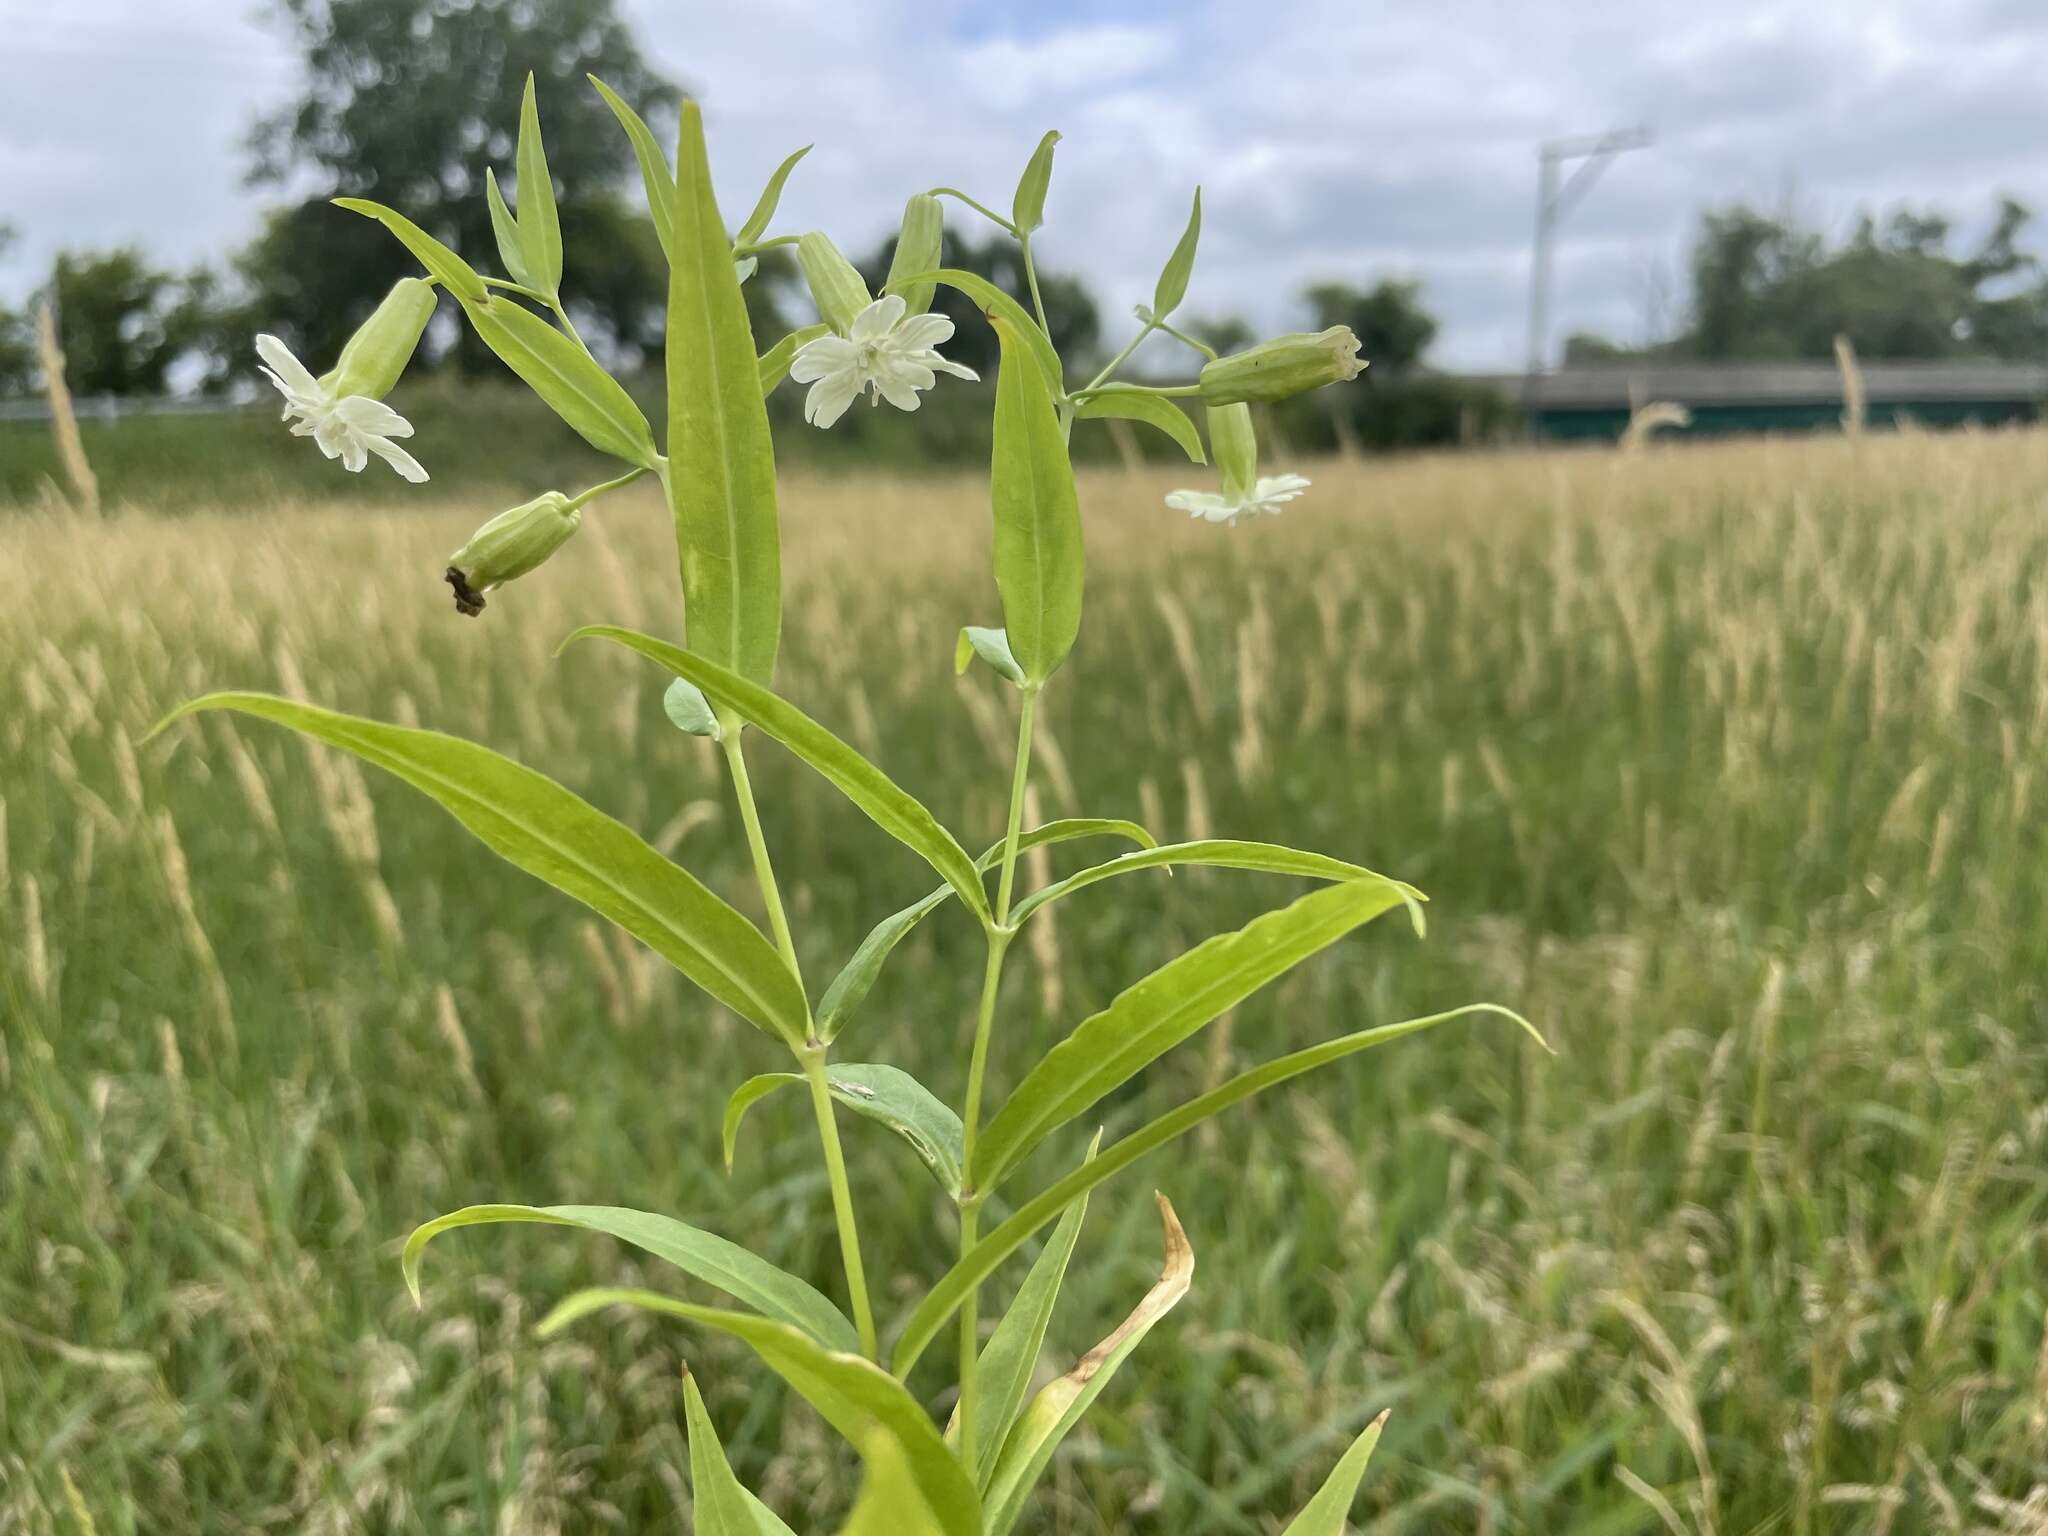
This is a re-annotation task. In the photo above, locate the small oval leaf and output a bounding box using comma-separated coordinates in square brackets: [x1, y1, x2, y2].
[664, 676, 723, 739]
[955, 625, 1024, 684]
[1152, 187, 1202, 319]
[1011, 129, 1061, 234]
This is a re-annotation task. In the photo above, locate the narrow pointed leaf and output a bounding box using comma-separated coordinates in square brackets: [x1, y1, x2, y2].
[840, 1431, 945, 1536]
[975, 879, 1411, 1194]
[817, 886, 954, 1041]
[977, 818, 1158, 870]
[461, 294, 657, 465]
[564, 626, 989, 920]
[759, 323, 830, 395]
[893, 1002, 1544, 1375]
[152, 694, 807, 1046]
[334, 197, 486, 301]
[947, 1134, 1100, 1489]
[515, 73, 563, 293]
[981, 1194, 1193, 1536]
[1009, 839, 1424, 930]
[685, 1367, 778, 1535]
[1282, 1411, 1390, 1535]
[540, 1293, 981, 1536]
[1152, 187, 1202, 318]
[1074, 387, 1205, 464]
[1011, 129, 1061, 233]
[724, 1065, 964, 1196]
[989, 312, 1083, 684]
[588, 74, 674, 260]
[889, 270, 1063, 394]
[955, 625, 1024, 684]
[738, 144, 813, 245]
[402, 1203, 856, 1353]
[485, 168, 534, 288]
[668, 99, 783, 685]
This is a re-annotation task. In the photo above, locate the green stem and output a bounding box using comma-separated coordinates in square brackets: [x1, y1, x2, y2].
[1068, 382, 1202, 403]
[1078, 321, 1158, 398]
[954, 684, 1040, 1470]
[547, 295, 589, 352]
[564, 466, 649, 512]
[720, 734, 802, 983]
[929, 187, 1017, 235]
[801, 1045, 880, 1359]
[1019, 234, 1052, 340]
[736, 234, 801, 256]
[1154, 316, 1220, 361]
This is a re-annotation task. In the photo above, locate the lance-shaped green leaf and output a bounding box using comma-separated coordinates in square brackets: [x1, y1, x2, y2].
[1009, 839, 1424, 930]
[151, 693, 807, 1046]
[979, 818, 1158, 869]
[738, 144, 813, 246]
[515, 73, 563, 293]
[684, 1368, 799, 1535]
[759, 324, 830, 395]
[588, 74, 674, 260]
[1152, 187, 1202, 319]
[401, 1203, 857, 1352]
[668, 100, 783, 685]
[947, 1134, 1100, 1489]
[462, 295, 658, 466]
[724, 1064, 965, 1196]
[893, 1002, 1544, 1376]
[1011, 130, 1061, 233]
[889, 270, 1063, 395]
[485, 168, 534, 288]
[334, 197, 487, 301]
[1074, 387, 1205, 464]
[840, 1430, 944, 1536]
[989, 312, 1083, 684]
[981, 1193, 1192, 1536]
[539, 1292, 981, 1536]
[955, 625, 1023, 684]
[564, 627, 989, 920]
[975, 879, 1409, 1194]
[1282, 1411, 1390, 1535]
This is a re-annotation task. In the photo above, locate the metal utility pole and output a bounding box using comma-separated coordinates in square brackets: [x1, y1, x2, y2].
[1524, 127, 1652, 384]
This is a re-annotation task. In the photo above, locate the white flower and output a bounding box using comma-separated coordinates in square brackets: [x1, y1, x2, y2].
[1165, 473, 1311, 526]
[255, 334, 429, 483]
[788, 294, 979, 429]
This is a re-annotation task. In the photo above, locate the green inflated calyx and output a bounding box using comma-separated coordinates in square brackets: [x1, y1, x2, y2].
[1199, 325, 1365, 405]
[445, 492, 580, 616]
[798, 231, 873, 334]
[321, 278, 437, 400]
[1208, 402, 1259, 500]
[887, 194, 945, 316]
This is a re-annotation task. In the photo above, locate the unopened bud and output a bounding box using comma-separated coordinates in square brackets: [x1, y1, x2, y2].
[323, 278, 437, 400]
[1208, 402, 1259, 500]
[1199, 326, 1365, 405]
[798, 231, 873, 334]
[885, 194, 944, 315]
[444, 492, 580, 616]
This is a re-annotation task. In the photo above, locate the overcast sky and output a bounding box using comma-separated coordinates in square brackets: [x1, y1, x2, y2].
[5, 0, 2046, 369]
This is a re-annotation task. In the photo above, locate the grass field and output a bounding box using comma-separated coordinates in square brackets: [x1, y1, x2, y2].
[3, 430, 2046, 1534]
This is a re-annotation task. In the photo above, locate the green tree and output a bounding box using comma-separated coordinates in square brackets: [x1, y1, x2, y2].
[0, 225, 34, 397]
[45, 249, 224, 397]
[245, 0, 678, 371]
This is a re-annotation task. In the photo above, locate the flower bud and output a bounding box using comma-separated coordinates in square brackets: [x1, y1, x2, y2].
[1198, 326, 1365, 405]
[798, 231, 873, 335]
[322, 278, 438, 400]
[885, 194, 944, 315]
[444, 492, 580, 616]
[1208, 402, 1259, 500]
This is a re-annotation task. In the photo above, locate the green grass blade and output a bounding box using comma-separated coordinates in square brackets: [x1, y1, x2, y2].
[540, 1292, 981, 1536]
[988, 311, 1084, 684]
[402, 1203, 857, 1354]
[1009, 839, 1424, 932]
[973, 879, 1413, 1194]
[667, 99, 783, 685]
[588, 74, 674, 260]
[1074, 387, 1205, 464]
[514, 73, 563, 295]
[151, 693, 807, 1047]
[893, 1002, 1544, 1376]
[564, 626, 990, 920]
[1280, 1410, 1390, 1535]
[981, 1193, 1192, 1536]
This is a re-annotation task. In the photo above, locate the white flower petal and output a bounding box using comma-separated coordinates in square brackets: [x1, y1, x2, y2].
[255, 333, 321, 397]
[922, 353, 980, 382]
[789, 335, 858, 383]
[892, 313, 955, 350]
[364, 434, 431, 483]
[804, 370, 864, 428]
[1165, 489, 1237, 522]
[849, 294, 907, 344]
[332, 395, 414, 437]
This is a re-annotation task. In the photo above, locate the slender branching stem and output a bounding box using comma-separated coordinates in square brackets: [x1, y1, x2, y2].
[1153, 316, 1221, 361]
[720, 733, 802, 982]
[801, 1044, 880, 1359]
[1077, 321, 1158, 399]
[735, 234, 802, 256]
[954, 683, 1040, 1470]
[928, 187, 1017, 235]
[546, 295, 589, 351]
[564, 466, 648, 512]
[1020, 234, 1052, 340]
[1068, 381, 1202, 403]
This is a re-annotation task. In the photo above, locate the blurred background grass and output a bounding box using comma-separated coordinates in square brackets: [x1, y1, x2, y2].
[2, 430, 2045, 1534]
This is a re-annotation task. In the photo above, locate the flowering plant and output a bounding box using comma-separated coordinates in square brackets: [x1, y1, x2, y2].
[156, 76, 1541, 1531]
